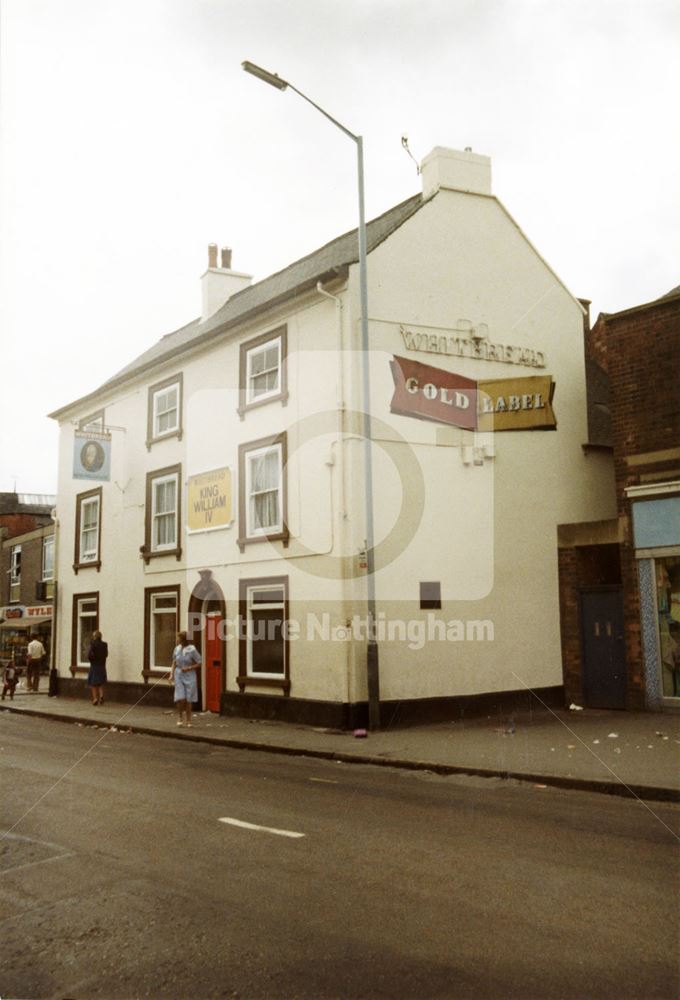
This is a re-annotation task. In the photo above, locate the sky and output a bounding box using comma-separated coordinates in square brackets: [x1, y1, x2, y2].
[1, 0, 678, 495]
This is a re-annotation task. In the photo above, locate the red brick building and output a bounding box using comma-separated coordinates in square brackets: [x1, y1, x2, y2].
[0, 494, 55, 666]
[559, 286, 680, 711]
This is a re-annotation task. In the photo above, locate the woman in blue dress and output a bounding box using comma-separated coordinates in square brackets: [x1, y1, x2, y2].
[170, 630, 201, 727]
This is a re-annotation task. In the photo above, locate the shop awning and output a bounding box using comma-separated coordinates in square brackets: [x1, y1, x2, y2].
[0, 617, 52, 630]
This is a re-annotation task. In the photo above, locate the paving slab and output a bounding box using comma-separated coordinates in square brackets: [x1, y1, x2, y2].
[2, 690, 679, 801]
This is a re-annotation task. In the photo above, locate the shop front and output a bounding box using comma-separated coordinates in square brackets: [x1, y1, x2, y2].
[0, 605, 53, 675]
[629, 489, 680, 707]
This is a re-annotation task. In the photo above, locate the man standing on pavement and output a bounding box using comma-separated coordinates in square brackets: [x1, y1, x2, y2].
[26, 634, 46, 692]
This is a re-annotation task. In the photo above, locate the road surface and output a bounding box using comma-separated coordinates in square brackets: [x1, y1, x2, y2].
[1, 712, 678, 999]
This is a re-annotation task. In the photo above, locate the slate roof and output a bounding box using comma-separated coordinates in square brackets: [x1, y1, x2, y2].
[50, 193, 425, 419]
[658, 283, 680, 301]
[0, 493, 55, 517]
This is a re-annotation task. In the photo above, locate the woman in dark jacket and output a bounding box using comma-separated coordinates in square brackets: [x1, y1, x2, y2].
[87, 630, 108, 706]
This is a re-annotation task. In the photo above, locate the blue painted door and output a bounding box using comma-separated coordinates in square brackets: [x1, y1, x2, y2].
[580, 588, 627, 709]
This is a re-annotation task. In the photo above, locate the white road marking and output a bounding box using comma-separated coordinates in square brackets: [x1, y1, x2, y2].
[0, 852, 75, 877]
[309, 777, 338, 784]
[0, 832, 76, 877]
[218, 817, 305, 838]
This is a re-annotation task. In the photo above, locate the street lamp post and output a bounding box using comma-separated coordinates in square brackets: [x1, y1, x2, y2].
[242, 61, 380, 729]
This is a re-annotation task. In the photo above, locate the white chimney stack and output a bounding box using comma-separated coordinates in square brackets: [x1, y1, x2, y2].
[201, 245, 252, 322]
[420, 147, 492, 199]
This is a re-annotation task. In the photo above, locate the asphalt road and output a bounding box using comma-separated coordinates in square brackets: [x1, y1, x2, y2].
[1, 713, 678, 1000]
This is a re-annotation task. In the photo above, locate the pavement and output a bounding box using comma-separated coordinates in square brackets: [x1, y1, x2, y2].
[2, 687, 679, 801]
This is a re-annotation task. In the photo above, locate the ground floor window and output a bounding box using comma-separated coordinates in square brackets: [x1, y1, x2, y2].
[71, 593, 99, 671]
[144, 586, 180, 679]
[0, 626, 51, 667]
[237, 576, 290, 693]
[655, 555, 680, 698]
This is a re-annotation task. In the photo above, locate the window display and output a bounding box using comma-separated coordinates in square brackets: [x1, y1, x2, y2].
[656, 556, 680, 698]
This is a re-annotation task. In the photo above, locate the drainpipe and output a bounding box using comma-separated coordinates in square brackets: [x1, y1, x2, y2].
[316, 281, 347, 514]
[50, 510, 59, 684]
[316, 281, 351, 707]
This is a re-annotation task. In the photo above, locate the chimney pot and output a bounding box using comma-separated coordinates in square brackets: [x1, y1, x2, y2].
[221, 247, 232, 270]
[208, 243, 218, 268]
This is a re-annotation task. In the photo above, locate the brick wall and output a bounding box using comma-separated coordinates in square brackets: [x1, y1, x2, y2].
[0, 546, 8, 606]
[19, 537, 44, 605]
[0, 533, 52, 607]
[589, 294, 680, 706]
[558, 548, 581, 705]
[590, 297, 680, 463]
[0, 513, 51, 540]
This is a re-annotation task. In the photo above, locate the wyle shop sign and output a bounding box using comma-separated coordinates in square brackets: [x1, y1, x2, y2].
[389, 356, 556, 432]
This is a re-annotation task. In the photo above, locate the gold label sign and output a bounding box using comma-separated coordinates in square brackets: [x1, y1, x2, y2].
[477, 375, 556, 432]
[188, 468, 232, 532]
[390, 357, 556, 432]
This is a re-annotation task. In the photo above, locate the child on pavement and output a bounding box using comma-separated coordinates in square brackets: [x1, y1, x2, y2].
[2, 662, 18, 700]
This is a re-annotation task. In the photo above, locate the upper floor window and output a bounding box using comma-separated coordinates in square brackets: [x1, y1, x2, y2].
[42, 536, 55, 600]
[74, 488, 102, 572]
[238, 327, 288, 417]
[9, 545, 21, 602]
[143, 465, 182, 563]
[147, 374, 183, 448]
[238, 434, 288, 551]
[79, 410, 105, 432]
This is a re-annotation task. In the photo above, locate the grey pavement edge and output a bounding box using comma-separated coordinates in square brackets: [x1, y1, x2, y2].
[2, 692, 679, 802]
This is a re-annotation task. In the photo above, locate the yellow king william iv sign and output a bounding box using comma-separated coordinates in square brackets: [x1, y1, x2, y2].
[187, 468, 232, 533]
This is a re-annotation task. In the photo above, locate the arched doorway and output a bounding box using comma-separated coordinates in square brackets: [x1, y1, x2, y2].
[188, 569, 226, 713]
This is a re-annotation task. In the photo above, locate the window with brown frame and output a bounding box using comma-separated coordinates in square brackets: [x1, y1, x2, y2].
[237, 575, 290, 694]
[143, 585, 180, 681]
[146, 373, 183, 449]
[70, 592, 99, 674]
[237, 433, 289, 552]
[73, 487, 102, 573]
[238, 327, 288, 418]
[9, 544, 21, 602]
[42, 536, 55, 600]
[142, 464, 182, 564]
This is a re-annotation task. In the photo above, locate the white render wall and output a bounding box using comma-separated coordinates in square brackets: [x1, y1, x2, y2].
[342, 188, 615, 701]
[53, 291, 355, 702]
[53, 180, 615, 710]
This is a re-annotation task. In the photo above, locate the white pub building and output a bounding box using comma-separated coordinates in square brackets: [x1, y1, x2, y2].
[50, 148, 614, 726]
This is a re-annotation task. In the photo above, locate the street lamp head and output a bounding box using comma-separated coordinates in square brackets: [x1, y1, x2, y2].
[242, 61, 288, 91]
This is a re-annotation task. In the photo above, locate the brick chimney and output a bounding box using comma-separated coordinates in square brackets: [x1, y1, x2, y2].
[201, 245, 252, 322]
[420, 147, 492, 199]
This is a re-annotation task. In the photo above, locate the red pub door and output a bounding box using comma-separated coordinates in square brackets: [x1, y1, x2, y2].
[205, 613, 222, 713]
